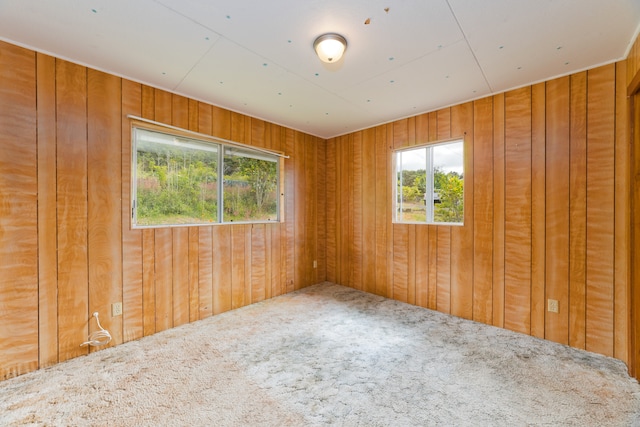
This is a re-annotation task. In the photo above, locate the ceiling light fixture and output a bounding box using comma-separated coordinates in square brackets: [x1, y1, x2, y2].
[313, 33, 347, 63]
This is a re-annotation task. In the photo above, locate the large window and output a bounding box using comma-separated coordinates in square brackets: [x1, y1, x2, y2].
[133, 126, 280, 227]
[394, 139, 464, 225]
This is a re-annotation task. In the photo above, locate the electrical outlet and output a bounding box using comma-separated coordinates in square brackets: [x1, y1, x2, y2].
[112, 302, 123, 317]
[313, 260, 317, 269]
[548, 299, 559, 313]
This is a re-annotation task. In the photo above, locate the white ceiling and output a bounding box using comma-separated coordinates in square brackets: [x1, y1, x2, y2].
[1, 0, 639, 139]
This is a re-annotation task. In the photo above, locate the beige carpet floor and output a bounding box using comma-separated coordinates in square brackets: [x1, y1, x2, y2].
[2, 282, 640, 426]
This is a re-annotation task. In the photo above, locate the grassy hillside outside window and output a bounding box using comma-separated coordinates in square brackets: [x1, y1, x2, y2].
[133, 127, 280, 227]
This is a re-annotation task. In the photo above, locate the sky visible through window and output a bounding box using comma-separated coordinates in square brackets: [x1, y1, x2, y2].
[401, 141, 463, 174]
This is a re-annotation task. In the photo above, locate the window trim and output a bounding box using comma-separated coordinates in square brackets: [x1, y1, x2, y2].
[392, 137, 465, 226]
[128, 115, 289, 160]
[130, 117, 285, 229]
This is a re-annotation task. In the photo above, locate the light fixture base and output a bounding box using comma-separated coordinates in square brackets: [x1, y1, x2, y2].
[313, 33, 347, 63]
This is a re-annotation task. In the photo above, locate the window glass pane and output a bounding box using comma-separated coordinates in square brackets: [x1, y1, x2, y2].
[223, 146, 279, 222]
[135, 128, 219, 226]
[394, 139, 464, 225]
[396, 147, 428, 223]
[432, 141, 464, 223]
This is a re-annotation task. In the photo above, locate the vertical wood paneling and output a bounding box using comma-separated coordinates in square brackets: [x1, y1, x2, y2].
[142, 229, 156, 335]
[351, 132, 364, 291]
[198, 227, 213, 318]
[285, 129, 296, 292]
[614, 61, 629, 364]
[585, 64, 616, 357]
[632, 93, 640, 378]
[270, 224, 284, 297]
[0, 38, 633, 381]
[427, 226, 438, 310]
[0, 40, 327, 380]
[393, 224, 409, 302]
[121, 79, 144, 343]
[385, 125, 395, 298]
[569, 72, 588, 349]
[154, 229, 173, 331]
[436, 227, 451, 313]
[437, 109, 451, 140]
[374, 126, 389, 296]
[304, 135, 318, 287]
[315, 135, 327, 284]
[198, 102, 213, 134]
[244, 224, 252, 305]
[504, 87, 532, 335]
[473, 97, 494, 324]
[233, 112, 248, 143]
[337, 134, 346, 287]
[415, 226, 429, 308]
[295, 132, 307, 289]
[36, 52, 59, 368]
[212, 226, 232, 314]
[289, 63, 619, 363]
[628, 35, 640, 87]
[392, 120, 408, 302]
[394, 118, 409, 147]
[188, 99, 199, 133]
[87, 69, 123, 347]
[251, 224, 267, 303]
[545, 76, 570, 345]
[188, 227, 200, 322]
[492, 93, 506, 328]
[407, 226, 416, 305]
[56, 60, 89, 362]
[0, 42, 38, 378]
[450, 102, 474, 320]
[325, 137, 337, 283]
[277, 129, 289, 296]
[171, 215, 189, 325]
[251, 118, 266, 149]
[211, 105, 231, 139]
[265, 224, 273, 300]
[339, 136, 350, 287]
[530, 83, 546, 339]
[231, 224, 247, 309]
[362, 128, 377, 295]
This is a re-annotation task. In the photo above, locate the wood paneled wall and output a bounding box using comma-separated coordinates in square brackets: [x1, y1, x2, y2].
[0, 37, 634, 379]
[627, 31, 640, 379]
[627, 34, 640, 91]
[0, 41, 326, 380]
[326, 62, 631, 364]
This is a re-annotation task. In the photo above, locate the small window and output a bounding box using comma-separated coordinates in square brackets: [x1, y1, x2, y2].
[393, 139, 464, 225]
[133, 127, 280, 227]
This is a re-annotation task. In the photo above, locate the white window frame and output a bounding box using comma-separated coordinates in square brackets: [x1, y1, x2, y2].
[130, 119, 284, 228]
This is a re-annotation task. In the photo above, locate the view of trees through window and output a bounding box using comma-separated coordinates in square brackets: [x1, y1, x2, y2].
[394, 140, 464, 224]
[223, 147, 278, 222]
[134, 128, 279, 227]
